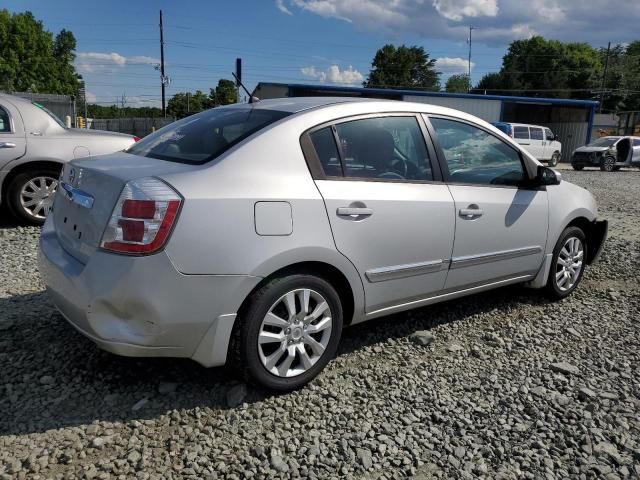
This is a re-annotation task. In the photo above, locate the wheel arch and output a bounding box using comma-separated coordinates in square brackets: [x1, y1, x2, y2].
[2, 160, 63, 205]
[565, 216, 604, 264]
[239, 260, 361, 328]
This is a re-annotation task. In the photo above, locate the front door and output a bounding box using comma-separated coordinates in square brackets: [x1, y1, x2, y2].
[0, 101, 27, 169]
[305, 115, 455, 314]
[427, 116, 548, 290]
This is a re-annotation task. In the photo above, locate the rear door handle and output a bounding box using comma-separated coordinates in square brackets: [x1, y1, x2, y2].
[459, 205, 483, 219]
[0, 142, 16, 148]
[337, 207, 373, 217]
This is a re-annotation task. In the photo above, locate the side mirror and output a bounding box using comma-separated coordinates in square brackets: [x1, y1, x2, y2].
[537, 165, 561, 186]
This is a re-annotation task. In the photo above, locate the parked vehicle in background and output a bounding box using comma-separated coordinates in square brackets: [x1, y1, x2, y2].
[0, 93, 138, 225]
[570, 136, 640, 171]
[39, 98, 607, 391]
[491, 122, 562, 166]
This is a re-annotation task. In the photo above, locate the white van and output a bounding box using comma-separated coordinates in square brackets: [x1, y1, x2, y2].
[491, 122, 562, 166]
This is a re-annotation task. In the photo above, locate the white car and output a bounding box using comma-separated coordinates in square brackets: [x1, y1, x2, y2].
[0, 94, 137, 225]
[39, 98, 607, 391]
[491, 122, 562, 166]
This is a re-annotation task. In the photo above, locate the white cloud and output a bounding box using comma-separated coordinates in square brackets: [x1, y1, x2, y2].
[286, 0, 640, 45]
[301, 64, 364, 84]
[432, 0, 498, 22]
[75, 52, 160, 74]
[436, 57, 475, 74]
[85, 91, 97, 103]
[275, 0, 293, 15]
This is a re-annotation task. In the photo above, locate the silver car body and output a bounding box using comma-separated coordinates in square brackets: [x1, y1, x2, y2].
[571, 135, 640, 168]
[38, 97, 605, 369]
[0, 93, 136, 210]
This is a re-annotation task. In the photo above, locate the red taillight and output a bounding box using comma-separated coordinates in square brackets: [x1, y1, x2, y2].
[133, 136, 141, 142]
[100, 178, 182, 255]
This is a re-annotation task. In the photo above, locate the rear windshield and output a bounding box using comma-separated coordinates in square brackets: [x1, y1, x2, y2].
[32, 102, 66, 128]
[127, 107, 291, 164]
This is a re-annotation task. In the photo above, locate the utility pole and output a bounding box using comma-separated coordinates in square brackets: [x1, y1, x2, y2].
[467, 26, 474, 93]
[599, 42, 611, 113]
[159, 10, 166, 117]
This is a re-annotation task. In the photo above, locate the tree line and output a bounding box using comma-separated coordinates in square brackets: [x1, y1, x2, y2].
[2, 9, 639, 115]
[365, 39, 640, 111]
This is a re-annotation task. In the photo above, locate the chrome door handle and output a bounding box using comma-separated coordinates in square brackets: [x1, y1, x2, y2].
[0, 142, 16, 148]
[337, 207, 373, 217]
[459, 206, 483, 219]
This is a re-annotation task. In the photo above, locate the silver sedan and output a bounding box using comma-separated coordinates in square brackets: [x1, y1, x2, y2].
[0, 93, 136, 224]
[39, 97, 607, 391]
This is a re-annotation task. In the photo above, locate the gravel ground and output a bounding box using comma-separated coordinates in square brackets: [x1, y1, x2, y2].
[1, 169, 639, 479]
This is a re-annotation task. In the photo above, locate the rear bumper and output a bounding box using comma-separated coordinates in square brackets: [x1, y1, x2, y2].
[38, 218, 261, 367]
[588, 219, 608, 264]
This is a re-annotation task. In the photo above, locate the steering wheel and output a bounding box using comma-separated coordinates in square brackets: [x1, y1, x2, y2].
[378, 171, 405, 180]
[390, 157, 408, 177]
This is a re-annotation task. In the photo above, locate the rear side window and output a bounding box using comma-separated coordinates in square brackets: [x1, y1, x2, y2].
[128, 107, 291, 164]
[514, 126, 529, 139]
[333, 116, 433, 181]
[309, 127, 342, 177]
[0, 106, 11, 132]
[530, 127, 543, 140]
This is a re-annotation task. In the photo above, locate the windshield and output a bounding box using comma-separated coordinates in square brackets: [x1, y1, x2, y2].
[588, 137, 618, 147]
[32, 102, 66, 128]
[127, 107, 291, 164]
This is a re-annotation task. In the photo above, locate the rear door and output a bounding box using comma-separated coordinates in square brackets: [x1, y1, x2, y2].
[0, 100, 27, 169]
[426, 115, 548, 290]
[303, 114, 455, 314]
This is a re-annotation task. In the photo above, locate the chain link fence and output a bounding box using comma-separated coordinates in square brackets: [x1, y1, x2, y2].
[89, 117, 174, 138]
[8, 92, 76, 126]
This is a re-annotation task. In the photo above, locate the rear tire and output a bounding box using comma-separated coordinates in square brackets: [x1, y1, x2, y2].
[230, 274, 343, 391]
[548, 152, 560, 167]
[545, 226, 587, 300]
[6, 167, 61, 226]
[572, 165, 584, 171]
[600, 156, 616, 172]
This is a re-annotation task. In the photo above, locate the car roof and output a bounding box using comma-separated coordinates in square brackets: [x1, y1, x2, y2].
[505, 122, 549, 129]
[226, 96, 376, 114]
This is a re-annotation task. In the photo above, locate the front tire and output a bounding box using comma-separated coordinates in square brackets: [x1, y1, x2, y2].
[545, 226, 587, 300]
[6, 167, 61, 226]
[230, 274, 343, 391]
[548, 152, 560, 167]
[600, 156, 616, 172]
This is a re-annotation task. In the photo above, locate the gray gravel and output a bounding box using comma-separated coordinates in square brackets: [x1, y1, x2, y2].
[1, 169, 639, 479]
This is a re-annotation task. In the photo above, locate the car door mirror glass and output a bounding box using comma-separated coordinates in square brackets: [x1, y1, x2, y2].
[537, 165, 561, 186]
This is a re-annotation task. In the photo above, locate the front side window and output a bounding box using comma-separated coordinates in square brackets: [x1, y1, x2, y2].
[331, 116, 433, 181]
[544, 128, 554, 140]
[128, 107, 291, 164]
[633, 138, 640, 147]
[513, 126, 529, 140]
[430, 117, 526, 187]
[0, 106, 10, 132]
[530, 127, 544, 140]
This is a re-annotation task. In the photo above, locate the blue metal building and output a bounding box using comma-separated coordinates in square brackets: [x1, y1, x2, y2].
[254, 82, 599, 160]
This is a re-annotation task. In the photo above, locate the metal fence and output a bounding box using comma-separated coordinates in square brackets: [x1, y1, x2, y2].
[89, 117, 174, 138]
[8, 92, 76, 125]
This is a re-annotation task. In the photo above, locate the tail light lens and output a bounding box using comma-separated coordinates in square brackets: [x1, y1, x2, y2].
[100, 177, 182, 255]
[133, 136, 141, 142]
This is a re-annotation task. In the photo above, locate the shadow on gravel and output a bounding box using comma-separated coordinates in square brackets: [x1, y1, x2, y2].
[0, 283, 552, 436]
[0, 208, 19, 228]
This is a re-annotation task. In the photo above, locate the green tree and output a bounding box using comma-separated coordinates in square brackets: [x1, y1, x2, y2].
[600, 42, 640, 111]
[210, 79, 238, 106]
[491, 36, 601, 99]
[445, 74, 470, 93]
[0, 9, 81, 95]
[167, 90, 210, 118]
[365, 44, 440, 90]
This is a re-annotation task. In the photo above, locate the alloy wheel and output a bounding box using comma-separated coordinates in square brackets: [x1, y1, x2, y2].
[19, 176, 58, 220]
[555, 236, 584, 291]
[257, 288, 333, 378]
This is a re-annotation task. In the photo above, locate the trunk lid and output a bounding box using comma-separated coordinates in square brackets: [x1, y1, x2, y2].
[51, 152, 194, 264]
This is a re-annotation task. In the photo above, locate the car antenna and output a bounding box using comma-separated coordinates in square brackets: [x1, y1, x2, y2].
[232, 72, 260, 104]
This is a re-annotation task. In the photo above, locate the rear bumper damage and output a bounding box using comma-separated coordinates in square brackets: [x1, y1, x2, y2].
[38, 218, 261, 367]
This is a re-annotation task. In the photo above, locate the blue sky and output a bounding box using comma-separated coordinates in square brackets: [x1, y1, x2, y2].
[4, 0, 640, 107]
